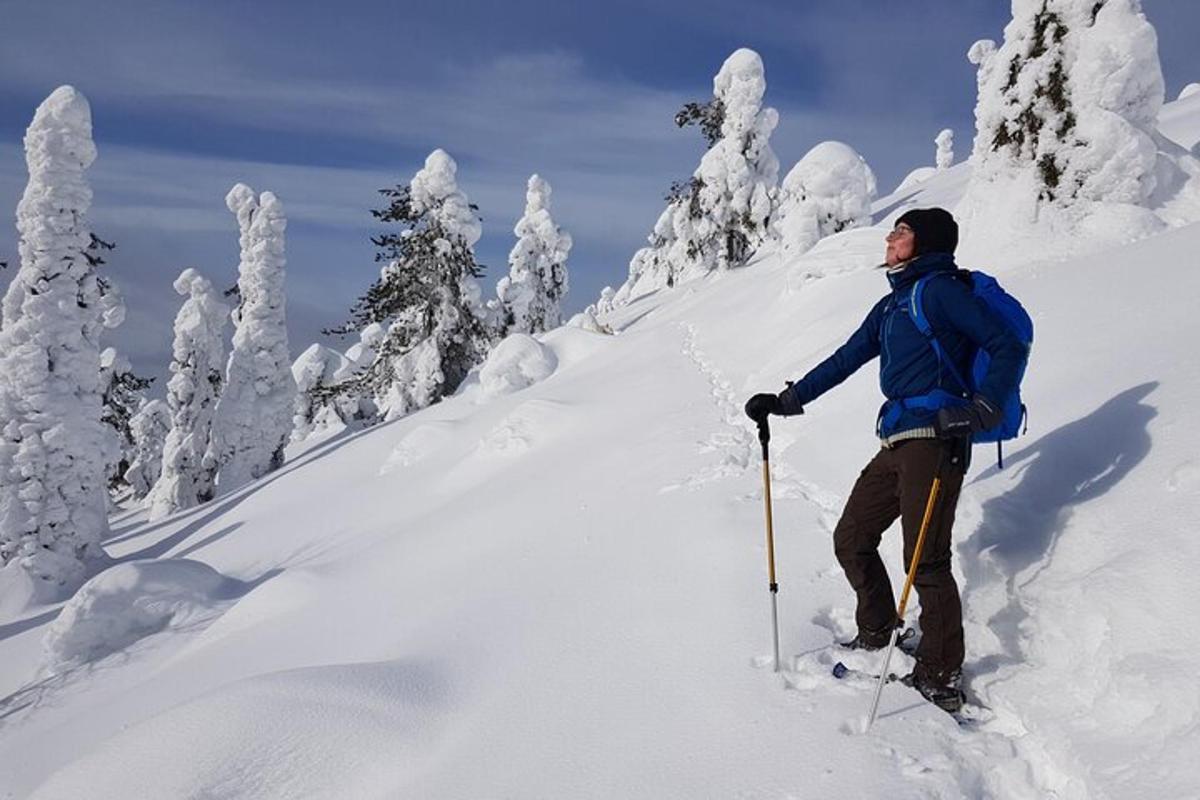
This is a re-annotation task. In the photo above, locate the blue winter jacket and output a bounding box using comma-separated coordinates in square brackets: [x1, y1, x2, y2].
[782, 252, 1027, 438]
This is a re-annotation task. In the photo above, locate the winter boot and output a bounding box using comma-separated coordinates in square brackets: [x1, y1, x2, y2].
[839, 625, 915, 653]
[902, 668, 965, 714]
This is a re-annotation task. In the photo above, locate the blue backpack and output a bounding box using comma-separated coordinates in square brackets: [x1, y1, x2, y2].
[909, 271, 1033, 466]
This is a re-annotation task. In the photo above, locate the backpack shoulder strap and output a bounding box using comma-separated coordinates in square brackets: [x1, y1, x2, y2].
[909, 272, 971, 395]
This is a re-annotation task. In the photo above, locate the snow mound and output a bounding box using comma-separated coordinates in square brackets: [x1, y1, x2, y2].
[30, 660, 450, 800]
[380, 421, 458, 475]
[476, 333, 557, 401]
[774, 140, 876, 260]
[1181, 83, 1200, 101]
[893, 166, 937, 194]
[42, 560, 240, 674]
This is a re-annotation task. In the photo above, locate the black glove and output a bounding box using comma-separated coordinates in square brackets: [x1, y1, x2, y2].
[745, 390, 805, 423]
[935, 394, 1003, 438]
[744, 393, 780, 423]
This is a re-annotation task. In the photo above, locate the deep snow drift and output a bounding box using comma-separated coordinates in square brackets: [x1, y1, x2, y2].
[2, 100, 1200, 800]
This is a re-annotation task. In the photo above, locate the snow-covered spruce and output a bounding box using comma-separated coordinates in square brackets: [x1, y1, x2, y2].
[773, 141, 877, 260]
[123, 399, 170, 501]
[496, 175, 572, 337]
[328, 150, 491, 421]
[618, 48, 779, 301]
[961, 0, 1164, 229]
[0, 86, 110, 596]
[147, 269, 229, 521]
[208, 185, 296, 493]
[936, 128, 954, 170]
[99, 347, 153, 494]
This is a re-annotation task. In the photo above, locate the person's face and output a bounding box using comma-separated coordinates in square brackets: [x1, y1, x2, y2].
[885, 222, 916, 266]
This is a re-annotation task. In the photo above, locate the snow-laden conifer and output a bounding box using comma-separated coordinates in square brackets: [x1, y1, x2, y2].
[209, 185, 296, 493]
[936, 129, 955, 170]
[773, 141, 877, 260]
[496, 175, 572, 336]
[99, 347, 153, 494]
[328, 150, 490, 421]
[963, 0, 1164, 222]
[617, 49, 779, 301]
[123, 399, 170, 501]
[690, 48, 780, 270]
[0, 86, 109, 595]
[147, 269, 229, 521]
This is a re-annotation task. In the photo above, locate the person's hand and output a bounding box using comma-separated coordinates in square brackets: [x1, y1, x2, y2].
[744, 393, 780, 423]
[935, 394, 1002, 438]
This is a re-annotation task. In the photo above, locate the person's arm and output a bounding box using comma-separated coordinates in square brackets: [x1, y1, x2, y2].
[779, 297, 885, 413]
[925, 275, 1027, 409]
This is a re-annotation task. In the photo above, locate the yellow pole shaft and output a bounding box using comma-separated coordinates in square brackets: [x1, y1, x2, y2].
[896, 475, 942, 621]
[762, 459, 777, 586]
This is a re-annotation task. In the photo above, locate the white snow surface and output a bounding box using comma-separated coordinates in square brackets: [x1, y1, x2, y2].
[3, 88, 1200, 800]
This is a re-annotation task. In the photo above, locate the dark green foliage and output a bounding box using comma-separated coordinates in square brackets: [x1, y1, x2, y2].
[321, 182, 488, 413]
[674, 99, 725, 147]
[666, 177, 705, 221]
[103, 367, 155, 492]
[989, 0, 1086, 201]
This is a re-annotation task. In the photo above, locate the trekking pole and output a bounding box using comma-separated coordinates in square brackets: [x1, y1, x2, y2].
[865, 446, 948, 729]
[756, 418, 781, 673]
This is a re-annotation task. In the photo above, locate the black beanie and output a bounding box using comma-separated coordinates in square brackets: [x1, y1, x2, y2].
[896, 207, 958, 256]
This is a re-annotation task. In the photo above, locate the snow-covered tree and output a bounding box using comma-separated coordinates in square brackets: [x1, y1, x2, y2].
[147, 269, 229, 521]
[965, 0, 1163, 210]
[123, 399, 170, 501]
[291, 343, 356, 441]
[773, 141, 877, 260]
[99, 347, 154, 493]
[496, 174, 572, 336]
[327, 149, 491, 421]
[0, 86, 110, 595]
[689, 48, 780, 270]
[617, 49, 779, 300]
[936, 129, 955, 170]
[208, 185, 296, 493]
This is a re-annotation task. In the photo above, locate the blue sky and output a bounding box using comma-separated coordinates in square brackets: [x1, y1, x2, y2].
[1, 0, 1197, 383]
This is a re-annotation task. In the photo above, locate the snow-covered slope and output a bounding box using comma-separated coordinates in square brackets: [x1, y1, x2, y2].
[3, 108, 1200, 800]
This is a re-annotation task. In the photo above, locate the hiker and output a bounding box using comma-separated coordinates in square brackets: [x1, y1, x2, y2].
[744, 208, 1026, 712]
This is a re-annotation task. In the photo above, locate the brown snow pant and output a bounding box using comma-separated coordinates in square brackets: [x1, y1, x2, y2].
[833, 438, 967, 682]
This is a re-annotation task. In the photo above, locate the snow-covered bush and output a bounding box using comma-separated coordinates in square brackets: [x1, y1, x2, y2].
[477, 334, 558, 401]
[209, 185, 297, 493]
[567, 305, 613, 335]
[496, 174, 572, 336]
[327, 150, 491, 421]
[41, 559, 237, 675]
[291, 344, 357, 441]
[147, 269, 229, 521]
[963, 0, 1164, 221]
[936, 129, 955, 170]
[773, 141, 877, 259]
[0, 86, 110, 596]
[123, 399, 170, 500]
[596, 286, 616, 317]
